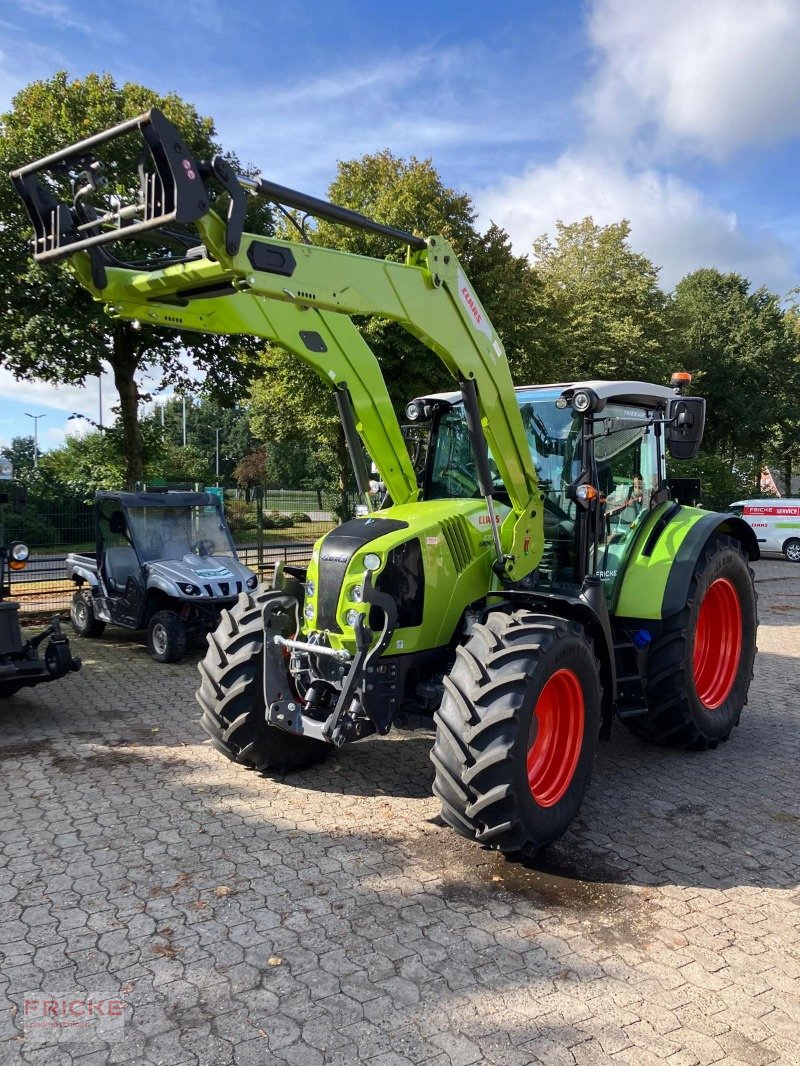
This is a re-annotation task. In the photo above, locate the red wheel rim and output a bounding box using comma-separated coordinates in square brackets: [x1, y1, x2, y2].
[693, 578, 742, 709]
[527, 668, 585, 808]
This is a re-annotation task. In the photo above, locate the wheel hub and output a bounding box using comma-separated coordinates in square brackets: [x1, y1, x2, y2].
[152, 624, 168, 656]
[527, 668, 585, 808]
[693, 577, 742, 709]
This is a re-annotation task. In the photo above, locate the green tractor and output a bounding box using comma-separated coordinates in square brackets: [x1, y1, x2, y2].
[11, 111, 758, 855]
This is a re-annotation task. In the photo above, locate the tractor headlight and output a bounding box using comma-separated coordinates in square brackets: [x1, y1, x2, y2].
[179, 582, 200, 595]
[10, 542, 29, 562]
[305, 580, 315, 597]
[345, 608, 362, 628]
[246, 575, 258, 590]
[571, 388, 599, 414]
[363, 553, 381, 572]
[304, 604, 315, 620]
[349, 584, 364, 603]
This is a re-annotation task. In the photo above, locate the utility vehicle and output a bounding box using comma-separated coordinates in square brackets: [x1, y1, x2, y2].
[729, 499, 800, 562]
[66, 490, 258, 662]
[12, 111, 758, 854]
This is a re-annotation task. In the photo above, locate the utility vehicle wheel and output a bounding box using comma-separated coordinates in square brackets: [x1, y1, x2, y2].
[148, 610, 187, 663]
[431, 611, 602, 856]
[783, 538, 800, 563]
[0, 682, 23, 699]
[70, 589, 106, 638]
[625, 535, 757, 750]
[196, 590, 330, 773]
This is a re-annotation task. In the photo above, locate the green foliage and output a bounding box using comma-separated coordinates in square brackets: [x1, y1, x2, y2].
[0, 72, 269, 486]
[532, 218, 670, 383]
[1, 506, 61, 548]
[666, 451, 752, 513]
[265, 511, 294, 529]
[37, 422, 208, 501]
[254, 150, 545, 514]
[0, 437, 37, 482]
[312, 150, 547, 401]
[290, 512, 311, 523]
[143, 396, 254, 484]
[670, 269, 800, 488]
[224, 499, 258, 534]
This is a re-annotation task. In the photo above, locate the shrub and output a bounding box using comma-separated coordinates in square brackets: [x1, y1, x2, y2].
[290, 511, 311, 523]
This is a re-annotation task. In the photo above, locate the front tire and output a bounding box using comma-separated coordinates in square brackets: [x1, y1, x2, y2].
[783, 538, 800, 563]
[431, 611, 602, 856]
[625, 535, 757, 749]
[147, 610, 187, 663]
[0, 682, 23, 700]
[196, 590, 331, 773]
[70, 589, 106, 638]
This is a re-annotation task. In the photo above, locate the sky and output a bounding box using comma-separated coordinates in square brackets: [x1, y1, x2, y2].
[1, 0, 800, 454]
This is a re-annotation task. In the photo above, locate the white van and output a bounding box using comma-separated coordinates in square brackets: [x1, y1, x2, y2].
[729, 500, 800, 562]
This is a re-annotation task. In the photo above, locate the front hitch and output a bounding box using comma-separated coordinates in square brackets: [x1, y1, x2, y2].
[262, 572, 398, 748]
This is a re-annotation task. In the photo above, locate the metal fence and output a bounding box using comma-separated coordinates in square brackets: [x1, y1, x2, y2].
[3, 485, 347, 614]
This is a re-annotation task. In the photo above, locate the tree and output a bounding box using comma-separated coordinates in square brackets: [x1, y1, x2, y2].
[315, 150, 547, 401]
[0, 72, 269, 487]
[0, 436, 36, 482]
[670, 269, 798, 489]
[248, 352, 354, 521]
[145, 395, 255, 484]
[531, 218, 670, 383]
[251, 150, 546, 511]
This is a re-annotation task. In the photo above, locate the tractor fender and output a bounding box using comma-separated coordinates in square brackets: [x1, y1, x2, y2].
[614, 505, 759, 622]
[660, 512, 758, 619]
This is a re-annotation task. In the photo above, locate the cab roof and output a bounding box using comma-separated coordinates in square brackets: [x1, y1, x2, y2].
[424, 380, 678, 409]
[95, 490, 220, 508]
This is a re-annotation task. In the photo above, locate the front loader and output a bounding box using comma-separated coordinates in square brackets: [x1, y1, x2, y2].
[11, 110, 759, 855]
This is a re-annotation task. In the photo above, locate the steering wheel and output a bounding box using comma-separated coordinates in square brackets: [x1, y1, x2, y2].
[191, 538, 216, 557]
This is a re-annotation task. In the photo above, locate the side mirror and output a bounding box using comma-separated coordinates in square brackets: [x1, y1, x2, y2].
[667, 396, 706, 459]
[668, 477, 701, 506]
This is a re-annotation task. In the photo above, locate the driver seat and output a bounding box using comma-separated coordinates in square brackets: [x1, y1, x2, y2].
[104, 547, 139, 592]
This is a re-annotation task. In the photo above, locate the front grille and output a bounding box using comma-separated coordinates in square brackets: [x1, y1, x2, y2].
[316, 553, 350, 632]
[372, 538, 424, 629]
[440, 516, 472, 573]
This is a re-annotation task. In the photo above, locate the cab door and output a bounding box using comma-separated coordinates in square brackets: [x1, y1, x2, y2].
[592, 406, 661, 603]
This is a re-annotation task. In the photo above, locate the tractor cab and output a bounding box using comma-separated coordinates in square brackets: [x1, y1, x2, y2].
[421, 379, 705, 603]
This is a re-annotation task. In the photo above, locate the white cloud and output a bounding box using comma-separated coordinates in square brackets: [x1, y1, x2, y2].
[586, 0, 800, 159]
[477, 151, 795, 292]
[0, 370, 110, 422]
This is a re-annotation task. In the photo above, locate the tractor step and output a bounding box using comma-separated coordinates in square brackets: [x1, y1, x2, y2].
[616, 704, 650, 720]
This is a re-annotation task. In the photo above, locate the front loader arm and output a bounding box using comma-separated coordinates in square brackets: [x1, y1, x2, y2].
[10, 107, 542, 577]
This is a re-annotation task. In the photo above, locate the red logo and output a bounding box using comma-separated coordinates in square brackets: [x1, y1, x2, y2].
[461, 286, 482, 326]
[745, 505, 800, 516]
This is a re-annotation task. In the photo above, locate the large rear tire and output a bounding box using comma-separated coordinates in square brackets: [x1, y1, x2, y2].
[70, 589, 106, 638]
[196, 590, 331, 773]
[431, 611, 602, 856]
[624, 535, 757, 750]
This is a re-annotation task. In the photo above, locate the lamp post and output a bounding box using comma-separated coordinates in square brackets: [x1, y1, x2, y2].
[214, 427, 221, 486]
[25, 413, 46, 467]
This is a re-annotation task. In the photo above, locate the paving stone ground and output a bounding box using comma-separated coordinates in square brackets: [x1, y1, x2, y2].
[0, 560, 798, 1065]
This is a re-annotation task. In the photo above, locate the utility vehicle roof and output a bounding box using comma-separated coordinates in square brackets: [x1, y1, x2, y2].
[95, 491, 221, 508]
[425, 381, 678, 408]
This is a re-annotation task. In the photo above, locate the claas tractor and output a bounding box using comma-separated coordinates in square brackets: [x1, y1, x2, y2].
[11, 111, 758, 855]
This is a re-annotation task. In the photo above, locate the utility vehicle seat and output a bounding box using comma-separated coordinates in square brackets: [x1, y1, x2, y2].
[104, 547, 139, 591]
